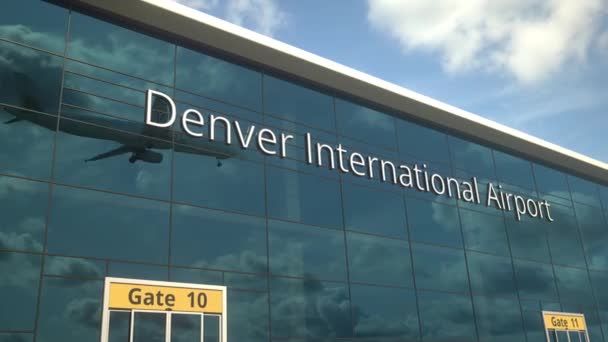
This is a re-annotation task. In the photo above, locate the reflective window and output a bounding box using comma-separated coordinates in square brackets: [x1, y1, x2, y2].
[44, 256, 105, 279]
[574, 202, 608, 271]
[467, 252, 516, 297]
[347, 232, 412, 287]
[522, 309, 545, 342]
[169, 267, 223, 286]
[533, 163, 569, 197]
[228, 290, 269, 342]
[176, 47, 262, 111]
[553, 265, 595, 305]
[407, 198, 462, 247]
[47, 186, 170, 263]
[397, 119, 449, 163]
[417, 291, 476, 342]
[547, 204, 587, 268]
[513, 259, 558, 301]
[36, 277, 103, 342]
[0, 176, 48, 252]
[342, 182, 407, 239]
[569, 176, 601, 207]
[171, 205, 267, 273]
[54, 119, 172, 199]
[473, 295, 525, 342]
[0, 251, 41, 330]
[335, 99, 396, 150]
[224, 272, 267, 291]
[267, 167, 343, 228]
[506, 218, 551, 263]
[600, 186, 608, 210]
[448, 136, 495, 176]
[107, 261, 168, 281]
[350, 284, 419, 339]
[460, 208, 510, 256]
[173, 152, 265, 215]
[270, 277, 351, 338]
[68, 13, 174, 85]
[412, 243, 469, 293]
[269, 220, 346, 281]
[0, 333, 33, 342]
[264, 75, 335, 130]
[493, 150, 535, 190]
[590, 271, 608, 307]
[0, 0, 67, 53]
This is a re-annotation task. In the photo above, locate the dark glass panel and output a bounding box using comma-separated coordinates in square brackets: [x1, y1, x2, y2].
[0, 334, 33, 342]
[407, 198, 462, 247]
[506, 218, 551, 263]
[269, 220, 346, 281]
[108, 311, 130, 342]
[473, 295, 525, 342]
[133, 312, 165, 342]
[569, 176, 601, 207]
[417, 291, 477, 342]
[0, 0, 67, 53]
[224, 272, 267, 291]
[270, 277, 351, 338]
[266, 166, 343, 228]
[574, 202, 608, 271]
[176, 47, 262, 111]
[448, 136, 495, 177]
[350, 284, 419, 339]
[174, 89, 262, 122]
[36, 277, 103, 342]
[47, 186, 170, 263]
[412, 243, 468, 293]
[342, 182, 407, 239]
[335, 99, 396, 150]
[460, 208, 509, 256]
[0, 251, 41, 330]
[54, 119, 172, 199]
[554, 265, 595, 305]
[68, 12, 174, 84]
[0, 176, 48, 252]
[264, 75, 335, 130]
[171, 204, 267, 273]
[397, 119, 449, 163]
[107, 261, 168, 281]
[533, 163, 569, 198]
[467, 251, 516, 297]
[547, 204, 587, 268]
[347, 232, 412, 287]
[600, 185, 608, 210]
[173, 150, 265, 216]
[204, 315, 220, 342]
[44, 256, 105, 279]
[228, 290, 269, 342]
[590, 271, 608, 307]
[0, 37, 63, 115]
[169, 267, 223, 286]
[172, 314, 201, 342]
[521, 310, 545, 342]
[493, 150, 535, 191]
[513, 259, 558, 301]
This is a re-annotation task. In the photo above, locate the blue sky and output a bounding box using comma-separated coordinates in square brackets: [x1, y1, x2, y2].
[176, 0, 608, 162]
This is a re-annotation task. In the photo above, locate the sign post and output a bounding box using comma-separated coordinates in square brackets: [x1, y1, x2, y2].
[542, 311, 590, 342]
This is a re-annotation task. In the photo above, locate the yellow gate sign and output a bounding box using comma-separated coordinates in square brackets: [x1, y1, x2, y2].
[108, 281, 224, 314]
[542, 311, 587, 332]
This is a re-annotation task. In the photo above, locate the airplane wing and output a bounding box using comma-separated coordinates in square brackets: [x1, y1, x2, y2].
[85, 145, 133, 162]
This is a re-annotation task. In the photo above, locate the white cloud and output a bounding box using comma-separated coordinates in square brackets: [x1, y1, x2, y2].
[367, 0, 607, 83]
[175, 0, 286, 37]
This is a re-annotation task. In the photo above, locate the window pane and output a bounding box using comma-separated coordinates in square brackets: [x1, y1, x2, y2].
[173, 152, 265, 216]
[568, 176, 601, 207]
[107, 261, 168, 281]
[493, 150, 535, 191]
[0, 176, 48, 252]
[574, 202, 608, 271]
[269, 220, 346, 281]
[335, 99, 396, 150]
[68, 13, 174, 84]
[0, 39, 63, 115]
[448, 136, 495, 177]
[169, 267, 223, 286]
[108, 311, 130, 342]
[0, 251, 41, 330]
[0, 334, 33, 342]
[270, 277, 351, 338]
[412, 243, 469, 293]
[36, 278, 103, 342]
[547, 204, 586, 268]
[44, 256, 105, 279]
[533, 163, 569, 197]
[350, 284, 419, 339]
[342, 182, 407, 239]
[347, 232, 412, 287]
[171, 204, 267, 273]
[590, 271, 608, 307]
[133, 312, 165, 342]
[0, 0, 67, 53]
[417, 291, 476, 342]
[267, 167, 343, 228]
[460, 208, 510, 256]
[554, 265, 595, 305]
[228, 290, 269, 342]
[467, 252, 516, 296]
[397, 120, 449, 163]
[54, 119, 172, 199]
[264, 76, 335, 130]
[506, 218, 551, 263]
[172, 314, 201, 342]
[176, 47, 262, 111]
[513, 259, 558, 301]
[47, 186, 169, 263]
[407, 198, 462, 247]
[473, 295, 525, 342]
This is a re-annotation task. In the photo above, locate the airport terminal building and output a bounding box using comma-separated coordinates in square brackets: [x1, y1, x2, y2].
[1, 1, 608, 341]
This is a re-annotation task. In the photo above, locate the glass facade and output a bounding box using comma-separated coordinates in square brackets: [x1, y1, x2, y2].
[1, 1, 607, 341]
